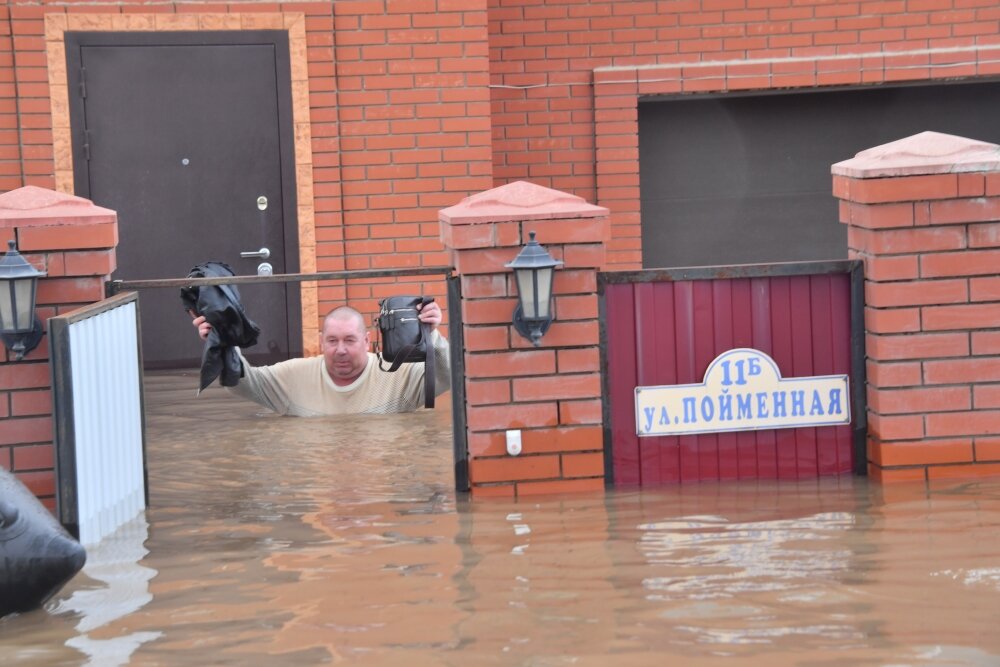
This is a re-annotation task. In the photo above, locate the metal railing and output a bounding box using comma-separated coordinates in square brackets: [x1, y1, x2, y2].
[104, 266, 454, 296]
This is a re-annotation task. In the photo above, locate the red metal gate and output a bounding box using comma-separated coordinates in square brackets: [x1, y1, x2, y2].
[600, 261, 865, 485]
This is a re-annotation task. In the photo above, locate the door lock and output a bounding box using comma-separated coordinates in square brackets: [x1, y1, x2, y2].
[240, 247, 271, 260]
[257, 196, 268, 211]
[257, 262, 273, 277]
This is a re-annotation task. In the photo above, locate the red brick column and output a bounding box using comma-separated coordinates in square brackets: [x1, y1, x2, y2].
[0, 186, 117, 508]
[833, 131, 1000, 483]
[440, 181, 609, 497]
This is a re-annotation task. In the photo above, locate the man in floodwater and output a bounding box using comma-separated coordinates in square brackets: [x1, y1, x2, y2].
[191, 302, 450, 416]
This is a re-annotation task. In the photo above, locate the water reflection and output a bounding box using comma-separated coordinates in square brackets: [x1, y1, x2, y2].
[639, 512, 858, 594]
[638, 512, 864, 646]
[56, 517, 161, 665]
[0, 370, 998, 666]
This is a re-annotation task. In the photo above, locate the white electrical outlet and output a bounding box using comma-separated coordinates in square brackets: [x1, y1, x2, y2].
[506, 429, 522, 456]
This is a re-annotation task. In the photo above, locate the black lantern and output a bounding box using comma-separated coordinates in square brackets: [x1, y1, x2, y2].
[505, 231, 563, 347]
[0, 239, 46, 361]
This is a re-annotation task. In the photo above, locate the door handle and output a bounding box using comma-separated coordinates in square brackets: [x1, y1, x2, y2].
[240, 247, 271, 259]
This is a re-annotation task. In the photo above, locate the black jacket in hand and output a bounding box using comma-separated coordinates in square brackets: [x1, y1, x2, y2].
[180, 261, 261, 392]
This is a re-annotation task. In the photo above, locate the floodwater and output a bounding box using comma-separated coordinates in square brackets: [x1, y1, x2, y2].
[2, 371, 1000, 666]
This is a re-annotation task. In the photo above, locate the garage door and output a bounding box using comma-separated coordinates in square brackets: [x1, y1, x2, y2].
[639, 80, 1000, 268]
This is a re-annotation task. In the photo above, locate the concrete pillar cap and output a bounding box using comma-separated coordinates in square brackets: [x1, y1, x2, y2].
[440, 180, 608, 224]
[832, 131, 1000, 179]
[0, 186, 116, 227]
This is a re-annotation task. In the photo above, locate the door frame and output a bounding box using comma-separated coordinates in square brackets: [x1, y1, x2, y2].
[598, 259, 867, 485]
[64, 29, 302, 359]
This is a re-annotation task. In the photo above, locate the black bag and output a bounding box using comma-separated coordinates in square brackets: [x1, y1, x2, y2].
[179, 261, 261, 392]
[374, 296, 436, 408]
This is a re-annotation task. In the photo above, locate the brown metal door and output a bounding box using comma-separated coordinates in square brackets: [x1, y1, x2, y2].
[601, 262, 865, 486]
[66, 31, 300, 368]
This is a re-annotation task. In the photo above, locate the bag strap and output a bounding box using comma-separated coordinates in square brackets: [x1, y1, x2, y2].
[421, 315, 435, 409]
[379, 338, 418, 373]
[375, 310, 405, 372]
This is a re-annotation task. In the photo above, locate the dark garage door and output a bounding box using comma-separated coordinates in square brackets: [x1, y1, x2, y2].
[639, 80, 1000, 268]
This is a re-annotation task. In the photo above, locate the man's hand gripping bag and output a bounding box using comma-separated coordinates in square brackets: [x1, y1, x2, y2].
[374, 296, 436, 408]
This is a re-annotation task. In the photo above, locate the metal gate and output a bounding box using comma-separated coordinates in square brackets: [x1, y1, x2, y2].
[106, 266, 470, 492]
[600, 261, 866, 486]
[49, 291, 147, 545]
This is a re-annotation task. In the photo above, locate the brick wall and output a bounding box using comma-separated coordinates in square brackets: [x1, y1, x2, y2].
[5, 1, 1000, 491]
[0, 5, 20, 193]
[322, 0, 493, 317]
[3, 0, 494, 330]
[5, 1, 999, 288]
[488, 0, 1000, 267]
[834, 131, 1000, 482]
[0, 186, 118, 509]
[440, 181, 608, 497]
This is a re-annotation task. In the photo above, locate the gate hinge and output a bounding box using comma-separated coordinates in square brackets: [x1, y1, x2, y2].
[82, 129, 91, 161]
[79, 67, 86, 99]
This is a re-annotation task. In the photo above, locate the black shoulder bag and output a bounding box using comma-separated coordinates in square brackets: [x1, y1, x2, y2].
[374, 296, 436, 408]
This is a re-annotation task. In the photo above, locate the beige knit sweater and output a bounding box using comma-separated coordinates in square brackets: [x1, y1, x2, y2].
[227, 330, 451, 416]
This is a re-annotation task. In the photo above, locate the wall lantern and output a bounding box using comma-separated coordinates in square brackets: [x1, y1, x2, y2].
[0, 239, 46, 361]
[505, 231, 563, 347]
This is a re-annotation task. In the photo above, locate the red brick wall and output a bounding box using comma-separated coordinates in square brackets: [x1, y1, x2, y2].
[0, 219, 57, 506]
[1, 5, 24, 192]
[488, 0, 1000, 267]
[834, 134, 1000, 482]
[5, 1, 1000, 491]
[0, 190, 118, 510]
[2, 0, 494, 325]
[5, 1, 1000, 279]
[5, 1, 999, 285]
[439, 182, 608, 497]
[320, 0, 493, 316]
[3, 4, 56, 192]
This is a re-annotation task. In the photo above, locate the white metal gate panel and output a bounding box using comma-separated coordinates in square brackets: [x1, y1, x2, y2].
[50, 291, 146, 546]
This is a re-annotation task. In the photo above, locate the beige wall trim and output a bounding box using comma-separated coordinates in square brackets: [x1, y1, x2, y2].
[44, 12, 319, 356]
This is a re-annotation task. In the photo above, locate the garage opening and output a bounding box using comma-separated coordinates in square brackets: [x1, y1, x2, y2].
[638, 79, 1000, 268]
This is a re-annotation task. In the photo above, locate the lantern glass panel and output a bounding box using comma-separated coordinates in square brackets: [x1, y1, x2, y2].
[534, 267, 554, 319]
[515, 268, 538, 319]
[0, 281, 12, 331]
[13, 277, 34, 331]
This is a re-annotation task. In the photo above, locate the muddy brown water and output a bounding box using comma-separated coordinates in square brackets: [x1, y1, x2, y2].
[2, 370, 1000, 666]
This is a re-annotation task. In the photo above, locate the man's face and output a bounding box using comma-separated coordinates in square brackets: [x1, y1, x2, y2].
[320, 315, 370, 384]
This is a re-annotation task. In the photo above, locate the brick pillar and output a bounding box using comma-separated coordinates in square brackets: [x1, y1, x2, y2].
[0, 186, 118, 509]
[833, 131, 1000, 483]
[440, 181, 609, 497]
